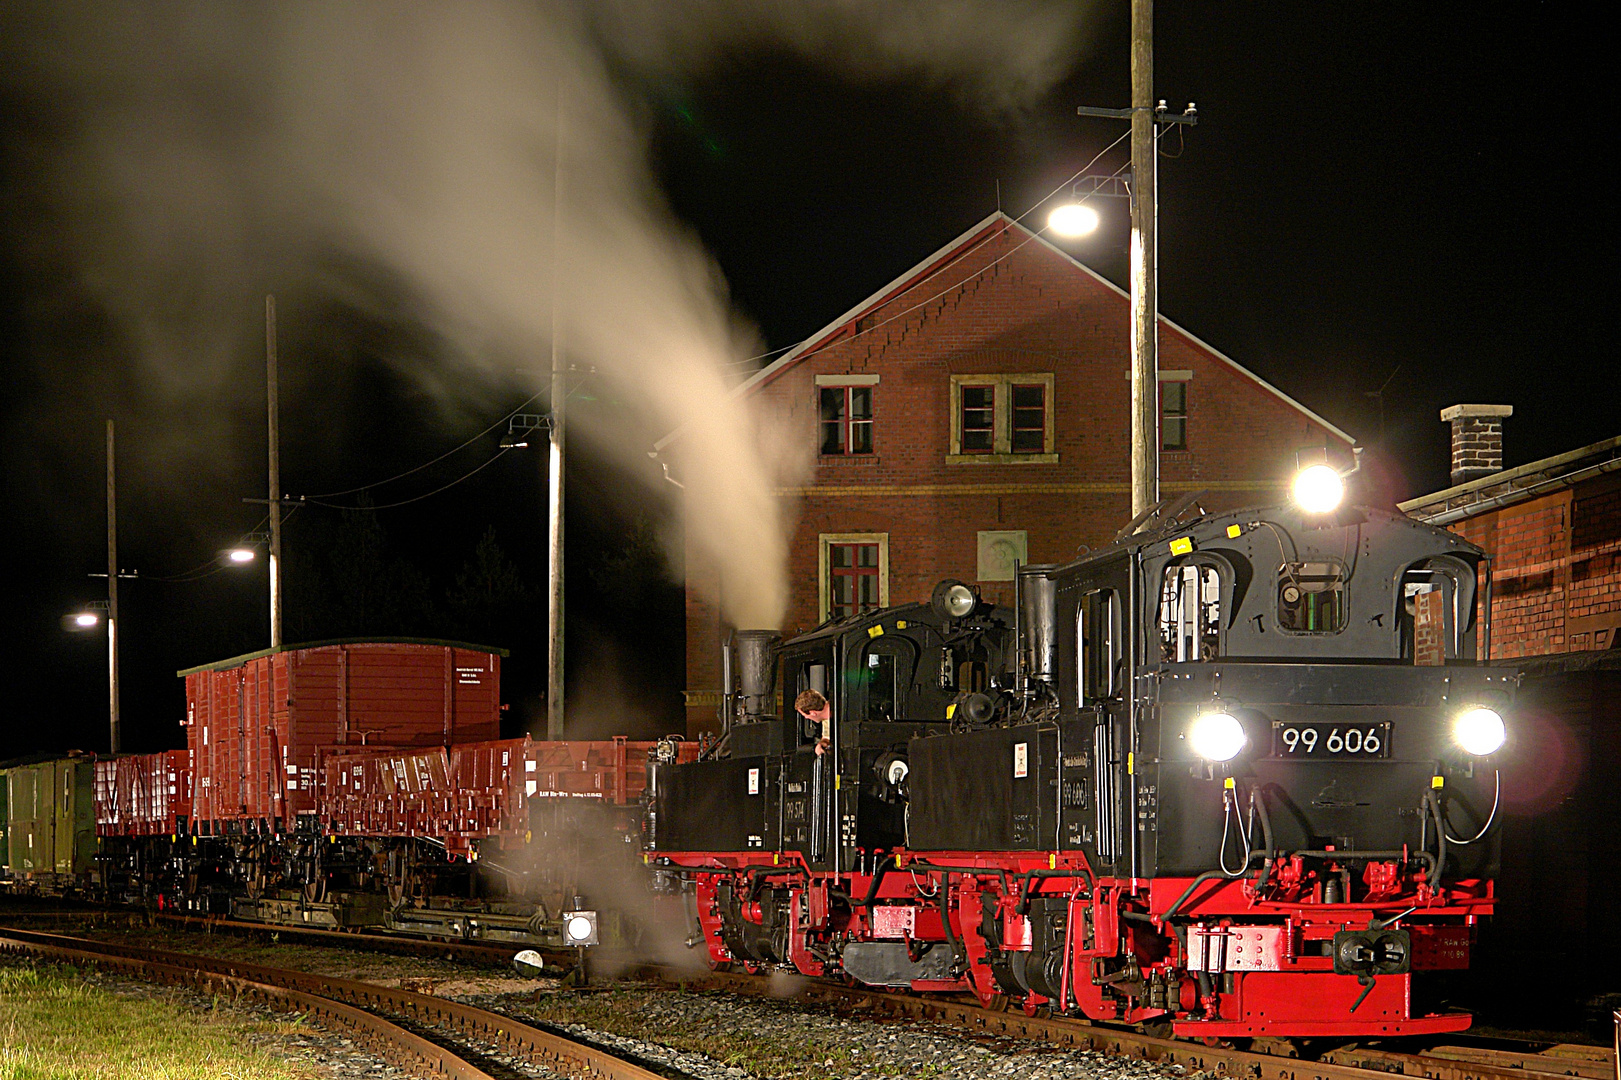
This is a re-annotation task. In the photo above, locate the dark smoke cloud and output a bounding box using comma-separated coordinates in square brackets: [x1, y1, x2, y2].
[0, 0, 1096, 628]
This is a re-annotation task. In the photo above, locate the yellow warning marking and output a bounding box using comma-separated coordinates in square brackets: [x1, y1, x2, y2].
[867, 625, 885, 638]
[1170, 537, 1194, 555]
[1227, 524, 1243, 539]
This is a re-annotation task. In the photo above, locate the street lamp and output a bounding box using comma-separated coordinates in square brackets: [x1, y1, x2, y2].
[226, 547, 257, 564]
[1047, 203, 1100, 238]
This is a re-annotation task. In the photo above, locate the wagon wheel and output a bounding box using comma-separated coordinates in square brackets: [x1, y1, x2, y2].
[385, 848, 413, 908]
[300, 842, 328, 905]
[243, 861, 266, 901]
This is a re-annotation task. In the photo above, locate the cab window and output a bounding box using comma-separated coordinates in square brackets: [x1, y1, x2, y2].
[1077, 589, 1120, 701]
[861, 638, 917, 722]
[1160, 563, 1223, 661]
[1277, 561, 1347, 633]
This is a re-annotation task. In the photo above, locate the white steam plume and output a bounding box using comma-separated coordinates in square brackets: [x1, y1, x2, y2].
[1, 1, 1095, 629]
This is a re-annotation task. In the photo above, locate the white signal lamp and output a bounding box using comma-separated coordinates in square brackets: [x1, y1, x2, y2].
[563, 910, 599, 946]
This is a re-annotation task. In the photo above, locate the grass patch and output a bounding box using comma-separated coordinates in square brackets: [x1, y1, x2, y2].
[0, 962, 312, 1079]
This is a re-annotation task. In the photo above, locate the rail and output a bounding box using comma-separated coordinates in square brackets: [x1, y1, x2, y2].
[0, 926, 661, 1080]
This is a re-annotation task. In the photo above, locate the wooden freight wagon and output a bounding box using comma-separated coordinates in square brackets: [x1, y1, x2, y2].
[94, 751, 193, 837]
[3, 755, 97, 889]
[180, 638, 504, 834]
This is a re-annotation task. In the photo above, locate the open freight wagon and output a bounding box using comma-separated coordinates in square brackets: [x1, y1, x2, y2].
[179, 638, 502, 833]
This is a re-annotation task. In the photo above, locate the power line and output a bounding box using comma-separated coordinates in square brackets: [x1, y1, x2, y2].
[719, 127, 1133, 377]
[301, 389, 546, 499]
[305, 447, 516, 512]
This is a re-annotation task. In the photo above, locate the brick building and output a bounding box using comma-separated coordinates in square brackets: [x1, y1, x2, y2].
[681, 212, 1355, 737]
[1400, 407, 1621, 658]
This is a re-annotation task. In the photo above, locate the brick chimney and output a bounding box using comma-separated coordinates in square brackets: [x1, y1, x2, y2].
[1440, 404, 1512, 486]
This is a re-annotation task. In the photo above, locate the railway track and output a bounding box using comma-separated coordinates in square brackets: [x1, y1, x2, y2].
[4, 906, 1611, 1080]
[0, 926, 661, 1080]
[685, 969, 1616, 1080]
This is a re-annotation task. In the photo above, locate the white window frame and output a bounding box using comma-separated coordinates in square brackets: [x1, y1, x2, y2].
[818, 532, 890, 622]
[947, 373, 1058, 464]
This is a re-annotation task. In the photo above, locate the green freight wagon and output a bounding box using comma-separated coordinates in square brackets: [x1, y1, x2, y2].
[0, 772, 8, 881]
[3, 756, 97, 891]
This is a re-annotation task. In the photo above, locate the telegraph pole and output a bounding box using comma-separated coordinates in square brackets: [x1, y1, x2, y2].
[1076, 0, 1195, 518]
[267, 295, 283, 649]
[1128, 0, 1157, 518]
[106, 419, 121, 755]
[547, 89, 566, 740]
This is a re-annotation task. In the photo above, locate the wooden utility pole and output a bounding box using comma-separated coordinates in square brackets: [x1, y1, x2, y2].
[267, 295, 283, 649]
[106, 419, 121, 755]
[1076, 4, 1194, 520]
[1129, 0, 1158, 518]
[547, 90, 566, 740]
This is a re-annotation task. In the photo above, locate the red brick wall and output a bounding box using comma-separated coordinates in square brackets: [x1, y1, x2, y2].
[1445, 475, 1621, 659]
[684, 222, 1351, 737]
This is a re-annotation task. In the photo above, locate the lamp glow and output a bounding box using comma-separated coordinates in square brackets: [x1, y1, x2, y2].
[1453, 707, 1506, 756]
[74, 612, 100, 628]
[227, 548, 256, 564]
[1047, 203, 1100, 238]
[1292, 464, 1345, 514]
[943, 584, 976, 618]
[1189, 711, 1247, 762]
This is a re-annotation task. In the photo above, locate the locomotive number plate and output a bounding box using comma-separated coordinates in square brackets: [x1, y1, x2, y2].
[1271, 722, 1390, 759]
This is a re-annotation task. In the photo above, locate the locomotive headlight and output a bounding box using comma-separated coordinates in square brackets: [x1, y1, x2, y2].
[1189, 711, 1247, 762]
[1292, 464, 1345, 514]
[563, 910, 599, 946]
[931, 580, 979, 619]
[1453, 707, 1506, 756]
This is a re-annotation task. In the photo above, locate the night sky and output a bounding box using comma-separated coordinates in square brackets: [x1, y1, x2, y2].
[0, 5, 1611, 758]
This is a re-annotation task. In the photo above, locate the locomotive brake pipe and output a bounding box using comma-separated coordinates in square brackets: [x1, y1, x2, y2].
[0, 927, 663, 1080]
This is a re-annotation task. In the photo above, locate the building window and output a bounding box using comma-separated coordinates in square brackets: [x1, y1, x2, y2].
[959, 385, 995, 453]
[818, 533, 889, 622]
[1162, 380, 1187, 451]
[948, 374, 1057, 464]
[820, 385, 873, 455]
[1012, 384, 1046, 453]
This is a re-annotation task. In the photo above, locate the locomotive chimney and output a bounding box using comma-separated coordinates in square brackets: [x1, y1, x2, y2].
[1018, 565, 1060, 689]
[1441, 404, 1512, 486]
[732, 630, 780, 722]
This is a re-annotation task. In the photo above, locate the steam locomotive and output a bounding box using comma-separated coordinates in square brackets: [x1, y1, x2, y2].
[649, 484, 1511, 1038]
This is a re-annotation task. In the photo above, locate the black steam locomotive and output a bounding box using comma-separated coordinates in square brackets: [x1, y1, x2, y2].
[649, 483, 1510, 1038]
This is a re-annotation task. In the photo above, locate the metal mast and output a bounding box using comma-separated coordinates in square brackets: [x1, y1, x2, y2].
[547, 89, 566, 740]
[106, 419, 120, 755]
[267, 294, 283, 649]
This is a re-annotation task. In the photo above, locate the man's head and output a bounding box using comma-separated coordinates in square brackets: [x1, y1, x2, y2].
[794, 689, 830, 722]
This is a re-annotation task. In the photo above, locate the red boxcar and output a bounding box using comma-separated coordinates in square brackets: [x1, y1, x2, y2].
[94, 751, 193, 837]
[181, 639, 502, 832]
